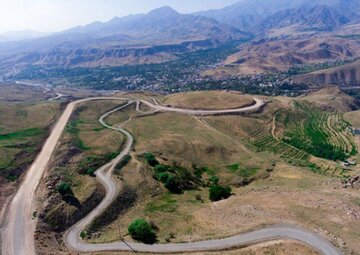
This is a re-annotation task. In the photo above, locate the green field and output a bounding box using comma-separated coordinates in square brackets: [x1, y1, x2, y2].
[278, 101, 356, 161]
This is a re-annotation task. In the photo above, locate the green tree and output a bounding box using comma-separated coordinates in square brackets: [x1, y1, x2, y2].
[164, 176, 182, 194]
[57, 182, 73, 196]
[143, 153, 159, 167]
[128, 218, 157, 244]
[209, 175, 219, 185]
[209, 185, 232, 202]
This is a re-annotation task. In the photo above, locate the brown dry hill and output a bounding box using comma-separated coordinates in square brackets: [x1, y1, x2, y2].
[162, 91, 254, 110]
[300, 87, 360, 112]
[205, 37, 360, 76]
[295, 59, 360, 86]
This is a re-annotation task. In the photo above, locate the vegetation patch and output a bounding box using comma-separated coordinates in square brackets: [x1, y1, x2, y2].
[209, 185, 232, 202]
[57, 182, 73, 196]
[128, 218, 157, 244]
[0, 128, 42, 141]
[115, 154, 131, 173]
[145, 195, 178, 213]
[279, 102, 354, 161]
[78, 153, 118, 176]
[226, 163, 240, 173]
[143, 153, 202, 194]
[66, 119, 90, 151]
[88, 186, 137, 235]
[227, 163, 258, 178]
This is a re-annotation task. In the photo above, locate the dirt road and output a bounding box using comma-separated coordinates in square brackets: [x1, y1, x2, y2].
[1, 96, 341, 255]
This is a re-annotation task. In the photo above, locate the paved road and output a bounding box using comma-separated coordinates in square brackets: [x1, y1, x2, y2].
[1, 96, 342, 255]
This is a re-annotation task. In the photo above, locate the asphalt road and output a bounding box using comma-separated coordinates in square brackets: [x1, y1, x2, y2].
[1, 96, 342, 255]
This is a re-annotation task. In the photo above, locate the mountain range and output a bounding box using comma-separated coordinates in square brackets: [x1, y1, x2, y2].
[1, 0, 360, 86]
[0, 6, 248, 71]
[198, 0, 360, 32]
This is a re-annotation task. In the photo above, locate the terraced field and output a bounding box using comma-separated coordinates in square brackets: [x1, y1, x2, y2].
[248, 123, 310, 161]
[278, 102, 356, 161]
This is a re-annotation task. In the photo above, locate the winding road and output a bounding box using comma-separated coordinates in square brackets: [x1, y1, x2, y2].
[1, 96, 342, 255]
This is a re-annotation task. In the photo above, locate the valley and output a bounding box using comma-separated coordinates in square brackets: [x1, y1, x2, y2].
[1, 1, 360, 255]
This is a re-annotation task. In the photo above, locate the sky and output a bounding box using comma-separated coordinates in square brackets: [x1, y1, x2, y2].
[0, 0, 241, 34]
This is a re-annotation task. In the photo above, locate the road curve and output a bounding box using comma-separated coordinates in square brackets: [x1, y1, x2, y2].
[66, 224, 341, 255]
[1, 97, 130, 255]
[1, 96, 341, 255]
[140, 98, 265, 115]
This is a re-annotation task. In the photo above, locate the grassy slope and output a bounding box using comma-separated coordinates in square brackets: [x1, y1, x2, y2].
[87, 91, 360, 254]
[0, 102, 60, 178]
[43, 100, 126, 229]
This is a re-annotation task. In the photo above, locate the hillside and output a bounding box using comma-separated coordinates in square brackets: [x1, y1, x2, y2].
[300, 86, 360, 112]
[295, 59, 360, 86]
[198, 0, 360, 32]
[260, 5, 350, 32]
[206, 37, 360, 76]
[197, 0, 308, 31]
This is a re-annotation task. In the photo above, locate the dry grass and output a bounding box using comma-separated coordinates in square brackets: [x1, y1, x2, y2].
[162, 91, 254, 110]
[125, 112, 254, 167]
[300, 87, 358, 112]
[0, 102, 60, 133]
[91, 158, 360, 254]
[105, 103, 136, 126]
[0, 83, 49, 102]
[87, 91, 360, 254]
[20, 90, 358, 255]
[345, 110, 360, 128]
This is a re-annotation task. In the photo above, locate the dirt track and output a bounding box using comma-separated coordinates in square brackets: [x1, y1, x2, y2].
[1, 96, 341, 255]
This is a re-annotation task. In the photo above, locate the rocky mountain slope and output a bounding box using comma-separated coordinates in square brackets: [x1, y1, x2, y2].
[0, 7, 248, 70]
[295, 60, 360, 86]
[208, 37, 360, 75]
[198, 0, 360, 32]
[260, 5, 351, 32]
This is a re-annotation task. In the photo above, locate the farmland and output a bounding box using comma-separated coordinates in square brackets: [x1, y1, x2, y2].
[279, 102, 356, 161]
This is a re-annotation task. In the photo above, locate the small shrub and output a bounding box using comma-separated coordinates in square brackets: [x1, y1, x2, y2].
[7, 175, 17, 182]
[154, 164, 168, 174]
[80, 231, 87, 239]
[57, 182, 73, 196]
[209, 185, 232, 202]
[86, 167, 96, 176]
[128, 218, 156, 244]
[143, 153, 159, 167]
[117, 154, 131, 170]
[209, 175, 219, 186]
[157, 172, 170, 183]
[164, 176, 182, 194]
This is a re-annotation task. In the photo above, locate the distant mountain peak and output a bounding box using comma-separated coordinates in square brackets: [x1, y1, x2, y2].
[147, 6, 180, 17]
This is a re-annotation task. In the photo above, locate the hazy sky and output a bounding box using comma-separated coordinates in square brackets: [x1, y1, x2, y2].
[0, 0, 241, 34]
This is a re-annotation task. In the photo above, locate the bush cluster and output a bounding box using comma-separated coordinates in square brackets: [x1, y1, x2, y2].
[128, 218, 157, 244]
[143, 153, 199, 193]
[57, 182, 73, 196]
[209, 185, 232, 202]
